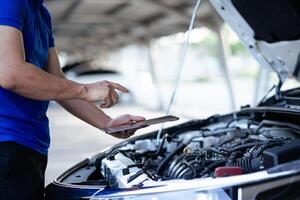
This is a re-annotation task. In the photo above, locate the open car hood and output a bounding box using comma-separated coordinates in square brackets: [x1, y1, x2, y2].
[209, 0, 300, 82]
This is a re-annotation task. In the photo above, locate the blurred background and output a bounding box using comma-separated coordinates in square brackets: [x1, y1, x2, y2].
[44, 0, 299, 184]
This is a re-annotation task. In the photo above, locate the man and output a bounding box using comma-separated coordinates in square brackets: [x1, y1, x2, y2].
[0, 0, 145, 199]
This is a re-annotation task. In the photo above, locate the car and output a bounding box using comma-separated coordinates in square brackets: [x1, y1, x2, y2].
[45, 0, 300, 199]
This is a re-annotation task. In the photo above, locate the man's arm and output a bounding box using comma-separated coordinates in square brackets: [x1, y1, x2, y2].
[46, 48, 145, 138]
[0, 26, 127, 105]
[46, 48, 112, 130]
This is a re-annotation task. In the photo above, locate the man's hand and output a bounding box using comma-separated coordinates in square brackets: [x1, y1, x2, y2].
[83, 81, 129, 108]
[106, 115, 146, 139]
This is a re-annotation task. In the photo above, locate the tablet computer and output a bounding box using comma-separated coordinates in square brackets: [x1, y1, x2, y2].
[105, 115, 179, 134]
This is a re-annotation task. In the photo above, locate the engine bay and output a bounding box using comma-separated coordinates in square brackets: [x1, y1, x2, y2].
[98, 115, 300, 188]
[58, 111, 300, 190]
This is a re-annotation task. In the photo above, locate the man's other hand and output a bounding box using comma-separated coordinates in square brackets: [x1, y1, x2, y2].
[83, 81, 129, 108]
[106, 115, 146, 139]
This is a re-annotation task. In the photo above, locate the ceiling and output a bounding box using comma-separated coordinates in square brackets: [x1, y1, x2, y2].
[45, 0, 222, 55]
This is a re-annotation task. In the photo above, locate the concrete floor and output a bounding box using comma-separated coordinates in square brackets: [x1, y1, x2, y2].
[45, 103, 184, 185]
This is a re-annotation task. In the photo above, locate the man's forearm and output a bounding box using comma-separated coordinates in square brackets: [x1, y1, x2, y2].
[44, 48, 112, 129]
[58, 99, 112, 130]
[0, 60, 87, 101]
[0, 26, 89, 101]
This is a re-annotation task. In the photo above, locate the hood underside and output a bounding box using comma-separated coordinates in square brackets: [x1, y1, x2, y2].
[210, 0, 300, 82]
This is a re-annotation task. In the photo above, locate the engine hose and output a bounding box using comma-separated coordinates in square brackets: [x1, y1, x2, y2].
[207, 147, 227, 155]
[156, 142, 187, 175]
[252, 141, 282, 158]
[227, 138, 262, 149]
[225, 151, 243, 166]
[177, 166, 196, 179]
[169, 155, 189, 177]
[199, 160, 226, 177]
[169, 154, 198, 178]
[173, 164, 189, 179]
[177, 168, 193, 179]
[255, 120, 300, 135]
[170, 155, 197, 178]
[228, 142, 265, 153]
[173, 159, 197, 179]
[200, 159, 216, 168]
[177, 161, 202, 179]
[239, 159, 253, 173]
[229, 158, 261, 173]
[168, 154, 187, 177]
[148, 134, 168, 157]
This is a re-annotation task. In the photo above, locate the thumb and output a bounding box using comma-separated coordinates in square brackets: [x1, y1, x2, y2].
[107, 115, 132, 127]
[108, 115, 145, 128]
[129, 115, 146, 122]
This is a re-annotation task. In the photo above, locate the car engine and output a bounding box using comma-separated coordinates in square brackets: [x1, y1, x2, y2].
[100, 118, 300, 188]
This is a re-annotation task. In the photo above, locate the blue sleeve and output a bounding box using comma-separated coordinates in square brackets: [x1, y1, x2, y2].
[49, 22, 55, 48]
[0, 0, 25, 31]
[47, 10, 55, 48]
[43, 5, 55, 48]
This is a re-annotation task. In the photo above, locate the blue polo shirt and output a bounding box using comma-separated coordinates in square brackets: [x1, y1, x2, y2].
[0, 0, 55, 155]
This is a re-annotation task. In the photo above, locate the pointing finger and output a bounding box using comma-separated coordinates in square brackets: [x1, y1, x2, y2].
[109, 82, 129, 93]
